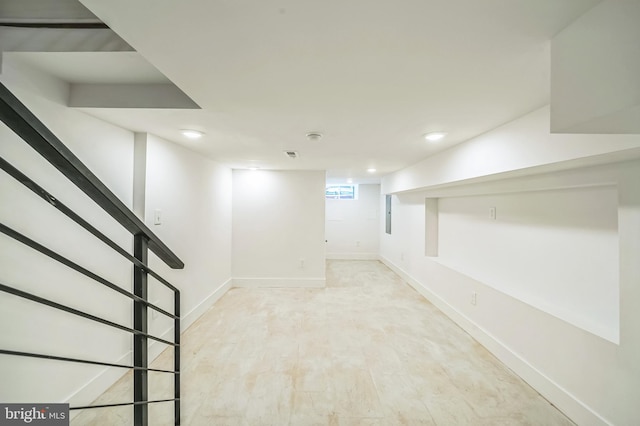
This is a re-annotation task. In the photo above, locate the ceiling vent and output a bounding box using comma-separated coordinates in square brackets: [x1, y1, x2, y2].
[284, 150, 299, 159]
[306, 132, 323, 142]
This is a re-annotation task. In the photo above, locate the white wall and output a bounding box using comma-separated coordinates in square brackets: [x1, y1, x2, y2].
[0, 57, 136, 407]
[382, 105, 640, 194]
[232, 170, 326, 287]
[326, 184, 380, 260]
[437, 185, 619, 343]
[144, 133, 233, 338]
[380, 111, 640, 425]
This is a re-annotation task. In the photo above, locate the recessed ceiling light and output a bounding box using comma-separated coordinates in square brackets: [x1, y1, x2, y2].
[347, 178, 353, 184]
[306, 132, 323, 142]
[249, 167, 259, 171]
[424, 132, 447, 142]
[181, 129, 204, 139]
[367, 168, 377, 173]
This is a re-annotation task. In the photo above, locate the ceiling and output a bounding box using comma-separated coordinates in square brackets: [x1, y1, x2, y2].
[2, 0, 600, 183]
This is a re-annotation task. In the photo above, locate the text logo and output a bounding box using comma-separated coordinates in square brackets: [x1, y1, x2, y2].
[0, 404, 68, 425]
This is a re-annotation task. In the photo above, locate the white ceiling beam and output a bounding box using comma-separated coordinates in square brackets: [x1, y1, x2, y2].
[0, 0, 98, 21]
[0, 27, 133, 52]
[69, 83, 200, 109]
[551, 0, 640, 134]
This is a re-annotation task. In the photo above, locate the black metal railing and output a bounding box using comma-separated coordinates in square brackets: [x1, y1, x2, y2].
[0, 82, 183, 425]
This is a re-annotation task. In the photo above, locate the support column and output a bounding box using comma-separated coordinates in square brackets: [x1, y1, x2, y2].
[174, 291, 181, 425]
[133, 234, 148, 426]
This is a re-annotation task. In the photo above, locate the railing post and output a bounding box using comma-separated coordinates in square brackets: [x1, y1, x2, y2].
[174, 291, 181, 425]
[133, 234, 148, 426]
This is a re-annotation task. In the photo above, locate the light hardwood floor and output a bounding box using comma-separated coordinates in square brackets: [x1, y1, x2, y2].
[72, 260, 573, 425]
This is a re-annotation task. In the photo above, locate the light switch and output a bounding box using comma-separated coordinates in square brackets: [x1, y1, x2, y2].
[154, 209, 162, 225]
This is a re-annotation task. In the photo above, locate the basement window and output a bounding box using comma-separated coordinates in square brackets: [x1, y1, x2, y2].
[326, 185, 358, 200]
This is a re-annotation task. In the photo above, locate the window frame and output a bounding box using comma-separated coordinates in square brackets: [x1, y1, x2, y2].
[326, 184, 359, 200]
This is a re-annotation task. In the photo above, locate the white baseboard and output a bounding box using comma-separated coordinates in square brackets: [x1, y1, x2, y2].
[181, 277, 233, 332]
[232, 277, 325, 288]
[326, 252, 379, 260]
[379, 255, 611, 426]
[66, 277, 233, 415]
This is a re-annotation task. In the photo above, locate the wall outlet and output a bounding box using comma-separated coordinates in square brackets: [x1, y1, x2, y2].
[471, 292, 477, 305]
[299, 258, 305, 268]
[356, 240, 360, 247]
[489, 207, 496, 220]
